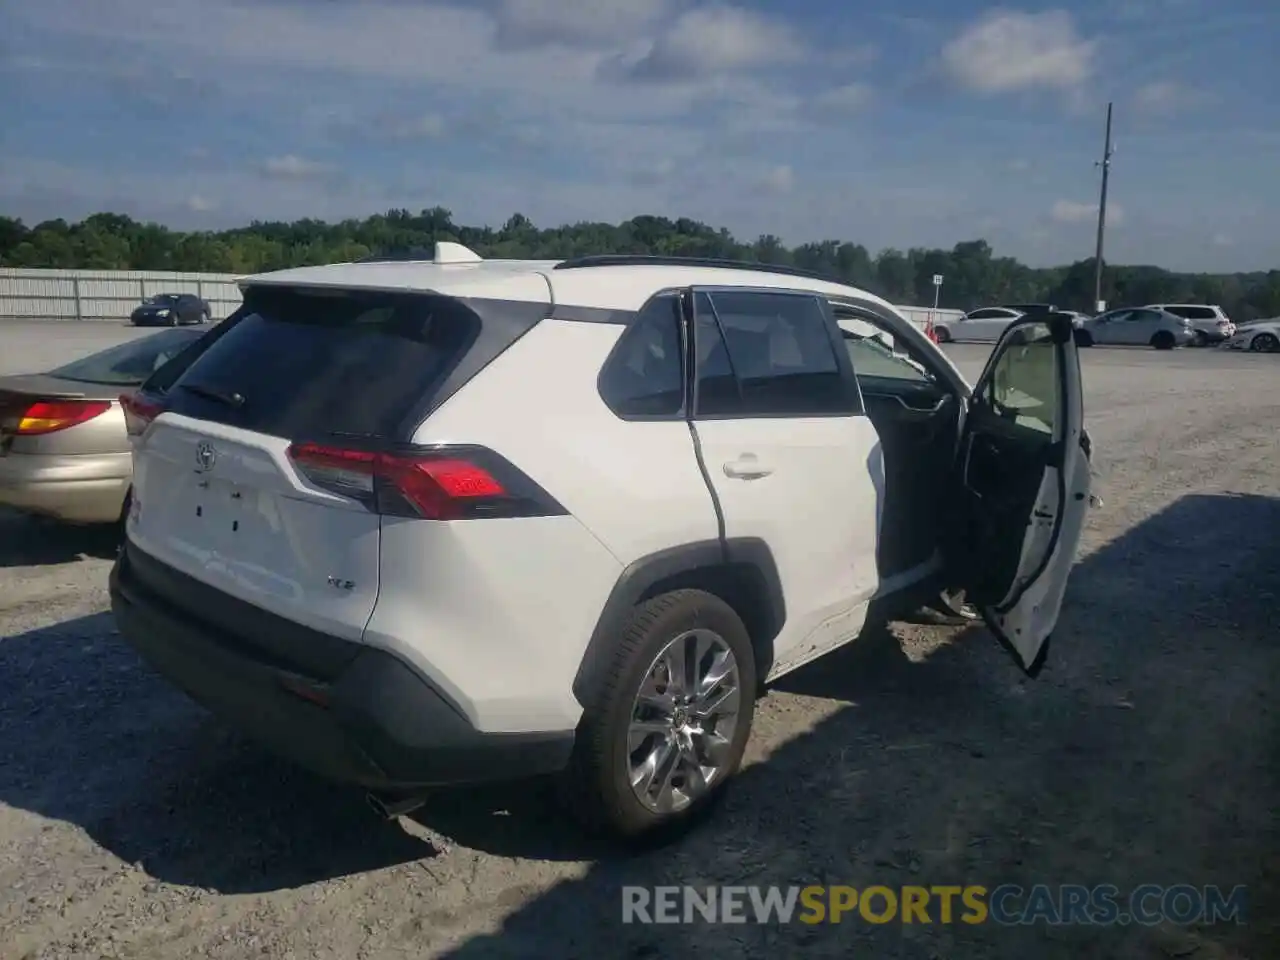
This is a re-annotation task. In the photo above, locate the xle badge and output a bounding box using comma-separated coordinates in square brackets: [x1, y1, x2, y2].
[327, 577, 356, 591]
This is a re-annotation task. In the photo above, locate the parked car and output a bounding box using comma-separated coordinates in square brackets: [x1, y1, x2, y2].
[1000, 302, 1056, 313]
[0, 327, 208, 524]
[1221, 318, 1280, 353]
[1074, 307, 1196, 349]
[1143, 303, 1234, 346]
[934, 306, 1025, 343]
[110, 247, 1091, 841]
[131, 292, 211, 326]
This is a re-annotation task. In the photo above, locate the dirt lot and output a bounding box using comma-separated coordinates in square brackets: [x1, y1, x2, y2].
[1, 341, 1277, 959]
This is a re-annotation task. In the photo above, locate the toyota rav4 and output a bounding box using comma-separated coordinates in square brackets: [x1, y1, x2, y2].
[110, 245, 1091, 841]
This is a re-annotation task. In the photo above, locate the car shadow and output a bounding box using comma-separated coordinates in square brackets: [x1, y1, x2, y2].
[0, 508, 121, 567]
[0, 494, 1275, 959]
[420, 492, 1277, 958]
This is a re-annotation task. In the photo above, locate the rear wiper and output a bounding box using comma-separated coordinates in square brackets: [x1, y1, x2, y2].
[180, 383, 245, 408]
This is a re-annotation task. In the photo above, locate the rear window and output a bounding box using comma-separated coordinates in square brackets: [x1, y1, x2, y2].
[1163, 306, 1217, 320]
[47, 328, 205, 386]
[163, 286, 482, 441]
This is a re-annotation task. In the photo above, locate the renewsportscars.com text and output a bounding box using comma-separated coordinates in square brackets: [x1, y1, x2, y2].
[621, 884, 1247, 926]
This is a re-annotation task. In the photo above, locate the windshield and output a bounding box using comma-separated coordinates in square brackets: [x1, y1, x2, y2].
[47, 328, 206, 385]
[146, 294, 181, 304]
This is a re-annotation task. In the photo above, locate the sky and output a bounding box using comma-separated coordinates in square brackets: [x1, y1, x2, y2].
[1, 0, 1277, 272]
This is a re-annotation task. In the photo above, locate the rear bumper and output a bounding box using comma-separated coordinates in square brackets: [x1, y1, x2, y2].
[0, 451, 130, 523]
[109, 542, 576, 790]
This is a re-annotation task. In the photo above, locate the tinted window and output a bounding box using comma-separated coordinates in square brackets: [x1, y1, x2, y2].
[1163, 306, 1216, 320]
[164, 286, 482, 441]
[966, 309, 1008, 319]
[693, 290, 855, 417]
[598, 295, 683, 417]
[843, 330, 934, 384]
[143, 317, 238, 395]
[981, 321, 1059, 435]
[47, 328, 206, 386]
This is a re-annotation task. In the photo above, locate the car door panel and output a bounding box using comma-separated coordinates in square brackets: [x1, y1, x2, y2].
[684, 287, 882, 679]
[948, 312, 1088, 674]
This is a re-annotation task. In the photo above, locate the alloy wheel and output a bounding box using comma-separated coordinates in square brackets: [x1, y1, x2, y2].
[626, 628, 742, 814]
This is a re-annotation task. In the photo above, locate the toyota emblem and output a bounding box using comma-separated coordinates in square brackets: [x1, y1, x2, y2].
[195, 441, 217, 471]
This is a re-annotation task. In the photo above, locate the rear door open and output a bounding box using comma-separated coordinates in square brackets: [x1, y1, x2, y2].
[127, 284, 534, 643]
[948, 312, 1090, 675]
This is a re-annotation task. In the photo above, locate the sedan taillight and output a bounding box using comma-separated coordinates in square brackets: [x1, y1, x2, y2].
[4, 399, 112, 436]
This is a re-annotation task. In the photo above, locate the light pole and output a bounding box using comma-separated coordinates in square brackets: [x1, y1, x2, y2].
[1093, 101, 1114, 312]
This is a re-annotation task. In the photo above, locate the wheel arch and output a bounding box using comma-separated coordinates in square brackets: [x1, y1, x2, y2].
[572, 538, 785, 706]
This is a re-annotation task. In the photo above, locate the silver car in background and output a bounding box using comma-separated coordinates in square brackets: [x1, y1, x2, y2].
[1074, 307, 1197, 350]
[1144, 303, 1235, 346]
[0, 327, 206, 524]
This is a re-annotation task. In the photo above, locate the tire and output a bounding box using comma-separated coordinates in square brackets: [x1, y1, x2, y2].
[566, 588, 757, 843]
[1151, 331, 1176, 350]
[934, 327, 952, 343]
[1073, 329, 1094, 347]
[1250, 332, 1279, 353]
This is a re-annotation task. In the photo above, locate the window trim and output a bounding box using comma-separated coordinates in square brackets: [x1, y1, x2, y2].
[593, 289, 688, 422]
[685, 284, 865, 421]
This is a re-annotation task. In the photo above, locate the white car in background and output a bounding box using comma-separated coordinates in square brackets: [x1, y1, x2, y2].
[934, 306, 1024, 343]
[1143, 304, 1235, 346]
[1222, 318, 1280, 353]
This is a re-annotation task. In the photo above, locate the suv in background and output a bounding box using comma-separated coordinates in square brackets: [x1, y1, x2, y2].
[110, 246, 1091, 841]
[1144, 304, 1235, 346]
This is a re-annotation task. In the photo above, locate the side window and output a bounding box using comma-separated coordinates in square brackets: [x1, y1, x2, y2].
[837, 317, 936, 385]
[693, 290, 856, 418]
[597, 295, 684, 418]
[967, 309, 1001, 320]
[981, 321, 1060, 435]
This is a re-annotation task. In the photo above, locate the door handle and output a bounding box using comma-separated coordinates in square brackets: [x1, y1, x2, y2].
[723, 455, 773, 480]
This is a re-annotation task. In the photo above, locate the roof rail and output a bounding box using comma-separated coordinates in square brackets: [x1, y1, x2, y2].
[355, 247, 433, 263]
[551, 254, 844, 285]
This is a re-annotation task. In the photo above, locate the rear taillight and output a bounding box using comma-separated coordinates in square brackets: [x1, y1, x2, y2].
[3, 399, 112, 436]
[120, 393, 164, 437]
[286, 442, 566, 521]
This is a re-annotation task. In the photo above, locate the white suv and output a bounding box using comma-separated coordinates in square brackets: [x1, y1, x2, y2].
[1143, 303, 1235, 345]
[111, 245, 1092, 841]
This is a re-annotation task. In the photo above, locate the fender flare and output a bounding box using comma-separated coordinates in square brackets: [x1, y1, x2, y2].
[571, 537, 785, 706]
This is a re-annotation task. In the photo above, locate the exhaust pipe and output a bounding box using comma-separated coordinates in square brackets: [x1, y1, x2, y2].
[366, 790, 427, 820]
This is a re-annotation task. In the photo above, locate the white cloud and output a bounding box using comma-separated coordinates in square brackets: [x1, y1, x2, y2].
[627, 6, 804, 82]
[383, 114, 448, 141]
[942, 10, 1096, 94]
[1211, 233, 1233, 247]
[489, 0, 674, 49]
[814, 83, 873, 114]
[186, 194, 214, 213]
[760, 165, 794, 194]
[260, 155, 335, 180]
[1051, 199, 1123, 226]
[1132, 80, 1207, 115]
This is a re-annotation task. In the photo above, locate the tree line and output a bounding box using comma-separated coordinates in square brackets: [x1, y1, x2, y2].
[2, 209, 1277, 319]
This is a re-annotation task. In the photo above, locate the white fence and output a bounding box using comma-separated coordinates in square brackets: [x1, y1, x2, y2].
[0, 269, 244, 322]
[0, 268, 964, 329]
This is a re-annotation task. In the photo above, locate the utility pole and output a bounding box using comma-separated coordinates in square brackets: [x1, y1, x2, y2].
[1092, 101, 1114, 312]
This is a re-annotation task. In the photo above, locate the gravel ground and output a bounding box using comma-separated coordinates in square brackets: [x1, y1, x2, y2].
[1, 334, 1278, 959]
